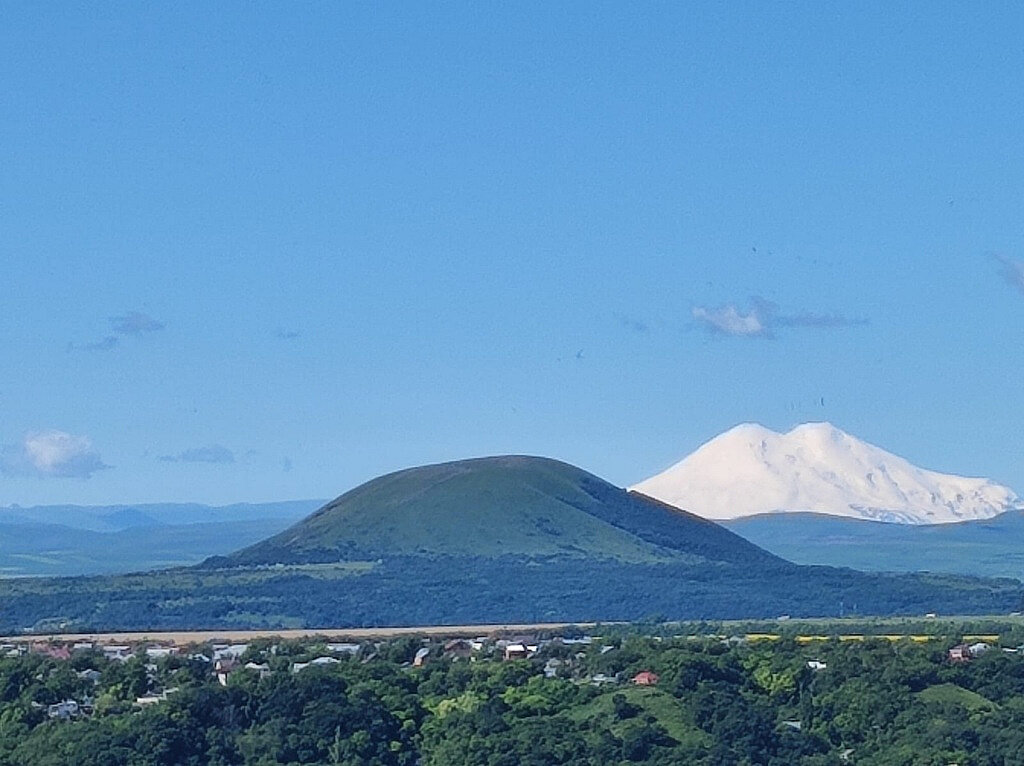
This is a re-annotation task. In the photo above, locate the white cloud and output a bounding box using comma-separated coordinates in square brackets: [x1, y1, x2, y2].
[692, 305, 767, 337]
[2, 430, 111, 479]
[692, 296, 866, 339]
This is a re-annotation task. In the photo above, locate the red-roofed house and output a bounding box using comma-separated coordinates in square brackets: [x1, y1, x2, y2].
[632, 671, 659, 686]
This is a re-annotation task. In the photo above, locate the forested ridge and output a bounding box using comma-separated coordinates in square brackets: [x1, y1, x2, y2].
[2, 555, 1020, 634]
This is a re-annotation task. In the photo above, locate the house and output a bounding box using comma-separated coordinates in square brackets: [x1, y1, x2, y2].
[102, 645, 132, 661]
[32, 644, 71, 661]
[948, 644, 970, 662]
[632, 671, 659, 686]
[244, 662, 271, 679]
[326, 642, 361, 656]
[292, 657, 341, 673]
[135, 688, 179, 706]
[503, 643, 529, 661]
[589, 673, 617, 686]
[443, 640, 473, 660]
[560, 636, 592, 646]
[968, 642, 991, 658]
[413, 647, 431, 667]
[212, 644, 248, 661]
[310, 656, 341, 666]
[807, 660, 827, 671]
[214, 658, 238, 686]
[145, 646, 179, 659]
[48, 700, 80, 720]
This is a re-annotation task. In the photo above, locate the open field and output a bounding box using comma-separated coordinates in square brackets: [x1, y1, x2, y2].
[2, 613, 1017, 646]
[0, 621, 614, 645]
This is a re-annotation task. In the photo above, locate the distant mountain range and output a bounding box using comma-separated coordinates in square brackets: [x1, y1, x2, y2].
[2, 455, 1019, 633]
[0, 500, 321, 532]
[633, 422, 1020, 524]
[0, 501, 320, 576]
[725, 510, 1024, 580]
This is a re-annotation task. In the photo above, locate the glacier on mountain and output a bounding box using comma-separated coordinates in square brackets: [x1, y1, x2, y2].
[631, 422, 1019, 524]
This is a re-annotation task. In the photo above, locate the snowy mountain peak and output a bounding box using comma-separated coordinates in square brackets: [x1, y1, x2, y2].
[632, 423, 1020, 524]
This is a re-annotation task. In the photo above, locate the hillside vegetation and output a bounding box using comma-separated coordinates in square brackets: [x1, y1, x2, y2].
[222, 456, 780, 567]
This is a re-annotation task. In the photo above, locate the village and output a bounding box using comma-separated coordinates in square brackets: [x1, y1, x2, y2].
[0, 630, 653, 721]
[0, 628, 1011, 724]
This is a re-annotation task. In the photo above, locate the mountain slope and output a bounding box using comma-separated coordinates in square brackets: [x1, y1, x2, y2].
[220, 455, 782, 567]
[633, 423, 1019, 524]
[726, 510, 1024, 579]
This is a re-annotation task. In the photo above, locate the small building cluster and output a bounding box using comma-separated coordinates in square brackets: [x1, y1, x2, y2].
[948, 642, 992, 662]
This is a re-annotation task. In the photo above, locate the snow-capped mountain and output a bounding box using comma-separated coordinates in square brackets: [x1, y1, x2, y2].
[631, 422, 1020, 524]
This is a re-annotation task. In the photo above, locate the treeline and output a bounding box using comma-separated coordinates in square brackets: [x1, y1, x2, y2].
[5, 630, 1024, 763]
[1, 555, 1021, 633]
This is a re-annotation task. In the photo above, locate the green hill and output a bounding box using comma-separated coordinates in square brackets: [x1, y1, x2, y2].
[222, 455, 780, 567]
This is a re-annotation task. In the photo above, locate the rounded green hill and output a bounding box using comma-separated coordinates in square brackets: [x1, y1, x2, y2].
[221, 455, 780, 566]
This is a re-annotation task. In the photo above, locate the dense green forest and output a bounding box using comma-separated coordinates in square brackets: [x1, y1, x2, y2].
[6, 626, 1024, 764]
[1, 555, 1021, 634]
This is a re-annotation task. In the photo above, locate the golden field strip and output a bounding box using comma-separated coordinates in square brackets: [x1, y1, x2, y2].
[0, 622, 612, 645]
[0, 624, 1002, 647]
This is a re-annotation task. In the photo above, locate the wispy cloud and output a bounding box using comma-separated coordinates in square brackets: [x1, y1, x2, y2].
[70, 311, 164, 352]
[109, 311, 164, 335]
[159, 445, 235, 464]
[1, 430, 111, 479]
[692, 296, 866, 339]
[996, 255, 1024, 295]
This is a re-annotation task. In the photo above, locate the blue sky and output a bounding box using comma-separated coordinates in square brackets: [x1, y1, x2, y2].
[3, 2, 1024, 506]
